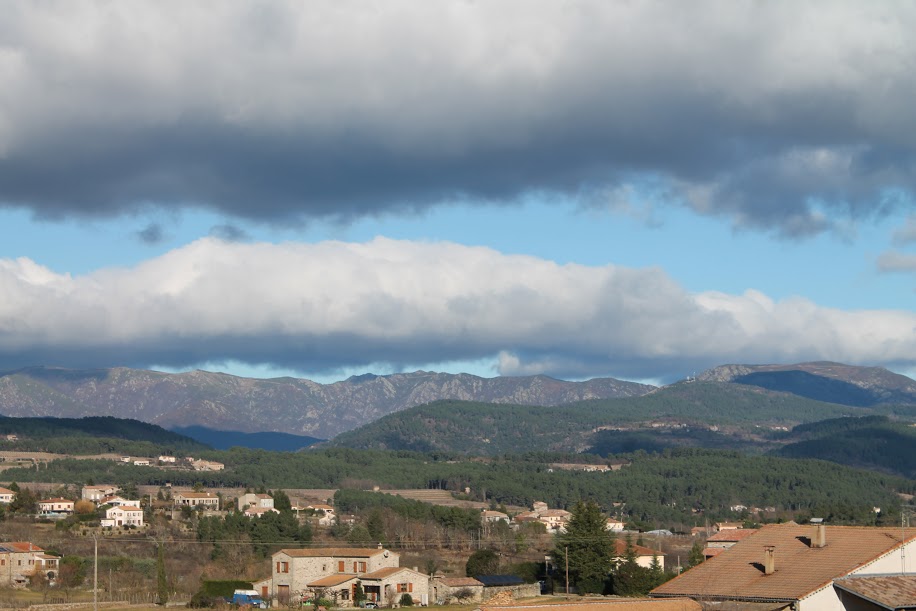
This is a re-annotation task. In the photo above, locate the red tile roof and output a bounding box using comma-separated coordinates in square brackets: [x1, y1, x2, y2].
[615, 540, 660, 558]
[307, 574, 358, 587]
[479, 598, 702, 611]
[834, 575, 916, 610]
[652, 524, 915, 602]
[361, 567, 420, 580]
[277, 547, 390, 559]
[707, 528, 759, 543]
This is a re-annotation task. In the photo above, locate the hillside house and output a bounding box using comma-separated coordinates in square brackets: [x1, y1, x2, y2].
[245, 506, 280, 517]
[307, 504, 336, 526]
[173, 491, 220, 509]
[158, 455, 177, 463]
[606, 518, 625, 532]
[703, 527, 759, 559]
[82, 485, 118, 501]
[101, 505, 144, 528]
[538, 509, 572, 533]
[270, 547, 422, 606]
[0, 487, 15, 504]
[651, 522, 916, 611]
[38, 498, 74, 515]
[190, 459, 224, 471]
[481, 510, 510, 524]
[714, 521, 743, 531]
[615, 540, 664, 570]
[238, 493, 274, 511]
[0, 542, 50, 587]
[99, 495, 141, 507]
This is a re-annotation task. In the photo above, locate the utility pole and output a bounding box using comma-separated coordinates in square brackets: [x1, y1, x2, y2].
[93, 535, 98, 611]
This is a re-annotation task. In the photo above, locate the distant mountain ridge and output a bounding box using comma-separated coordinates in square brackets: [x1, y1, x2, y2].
[698, 361, 916, 406]
[0, 366, 654, 439]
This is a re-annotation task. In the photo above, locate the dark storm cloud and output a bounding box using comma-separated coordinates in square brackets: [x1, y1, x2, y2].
[136, 223, 165, 244]
[1, 1, 915, 235]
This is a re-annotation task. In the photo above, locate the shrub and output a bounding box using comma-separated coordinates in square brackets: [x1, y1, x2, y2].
[399, 594, 414, 607]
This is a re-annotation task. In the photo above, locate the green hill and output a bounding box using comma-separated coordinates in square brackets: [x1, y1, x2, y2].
[773, 415, 916, 478]
[0, 415, 209, 455]
[328, 382, 881, 455]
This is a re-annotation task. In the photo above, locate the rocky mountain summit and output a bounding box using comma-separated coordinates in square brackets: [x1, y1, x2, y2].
[0, 366, 654, 439]
[698, 361, 916, 407]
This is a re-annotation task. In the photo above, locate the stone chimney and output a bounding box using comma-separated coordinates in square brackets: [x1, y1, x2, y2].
[763, 546, 776, 575]
[811, 518, 826, 548]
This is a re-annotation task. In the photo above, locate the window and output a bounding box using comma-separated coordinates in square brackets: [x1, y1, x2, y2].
[353, 561, 358, 572]
[340, 589, 349, 600]
[338, 561, 345, 572]
[397, 583, 412, 593]
[359, 562, 367, 572]
[283, 562, 289, 573]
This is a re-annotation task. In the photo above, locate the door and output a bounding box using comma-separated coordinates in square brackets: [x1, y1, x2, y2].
[278, 585, 290, 605]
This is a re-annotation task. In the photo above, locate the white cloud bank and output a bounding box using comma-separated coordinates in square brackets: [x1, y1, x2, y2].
[0, 238, 913, 380]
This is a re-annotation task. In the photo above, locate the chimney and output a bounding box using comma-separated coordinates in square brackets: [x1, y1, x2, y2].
[763, 546, 776, 575]
[811, 518, 826, 548]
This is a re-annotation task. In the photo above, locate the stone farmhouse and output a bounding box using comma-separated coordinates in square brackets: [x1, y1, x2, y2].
[81, 485, 118, 501]
[173, 491, 220, 509]
[268, 547, 429, 607]
[238, 493, 274, 511]
[0, 542, 55, 587]
[651, 522, 916, 611]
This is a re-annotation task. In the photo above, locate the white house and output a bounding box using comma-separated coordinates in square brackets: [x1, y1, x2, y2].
[38, 498, 75, 515]
[101, 505, 144, 528]
[0, 487, 15, 504]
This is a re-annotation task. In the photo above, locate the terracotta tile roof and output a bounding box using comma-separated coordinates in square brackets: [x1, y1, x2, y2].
[277, 547, 390, 558]
[834, 575, 916, 610]
[614, 540, 660, 558]
[361, 567, 420, 580]
[651, 524, 915, 601]
[707, 529, 759, 542]
[479, 598, 702, 611]
[703, 547, 725, 558]
[0, 542, 43, 553]
[438, 577, 484, 587]
[307, 574, 358, 587]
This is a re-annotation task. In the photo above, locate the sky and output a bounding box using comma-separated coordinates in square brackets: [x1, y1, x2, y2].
[1, 0, 915, 385]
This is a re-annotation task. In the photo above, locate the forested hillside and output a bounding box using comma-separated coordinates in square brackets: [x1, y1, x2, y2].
[328, 382, 914, 455]
[0, 415, 208, 455]
[773, 415, 916, 478]
[2, 447, 910, 529]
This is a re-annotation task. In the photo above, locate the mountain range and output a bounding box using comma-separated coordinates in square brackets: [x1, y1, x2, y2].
[0, 366, 652, 439]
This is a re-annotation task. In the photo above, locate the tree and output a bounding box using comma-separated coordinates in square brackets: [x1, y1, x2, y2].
[10, 486, 37, 514]
[466, 549, 500, 578]
[399, 593, 414, 606]
[687, 541, 705, 568]
[611, 536, 654, 596]
[353, 582, 366, 607]
[156, 542, 169, 605]
[367, 509, 386, 543]
[553, 501, 616, 594]
[272, 490, 292, 513]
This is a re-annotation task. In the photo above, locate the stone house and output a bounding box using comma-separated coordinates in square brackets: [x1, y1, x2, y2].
[173, 491, 220, 509]
[270, 547, 410, 606]
[238, 493, 274, 511]
[81, 485, 118, 501]
[0, 542, 50, 587]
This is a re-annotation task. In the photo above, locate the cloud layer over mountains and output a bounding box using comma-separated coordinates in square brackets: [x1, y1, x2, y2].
[1, 237, 913, 380]
[1, 1, 915, 235]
